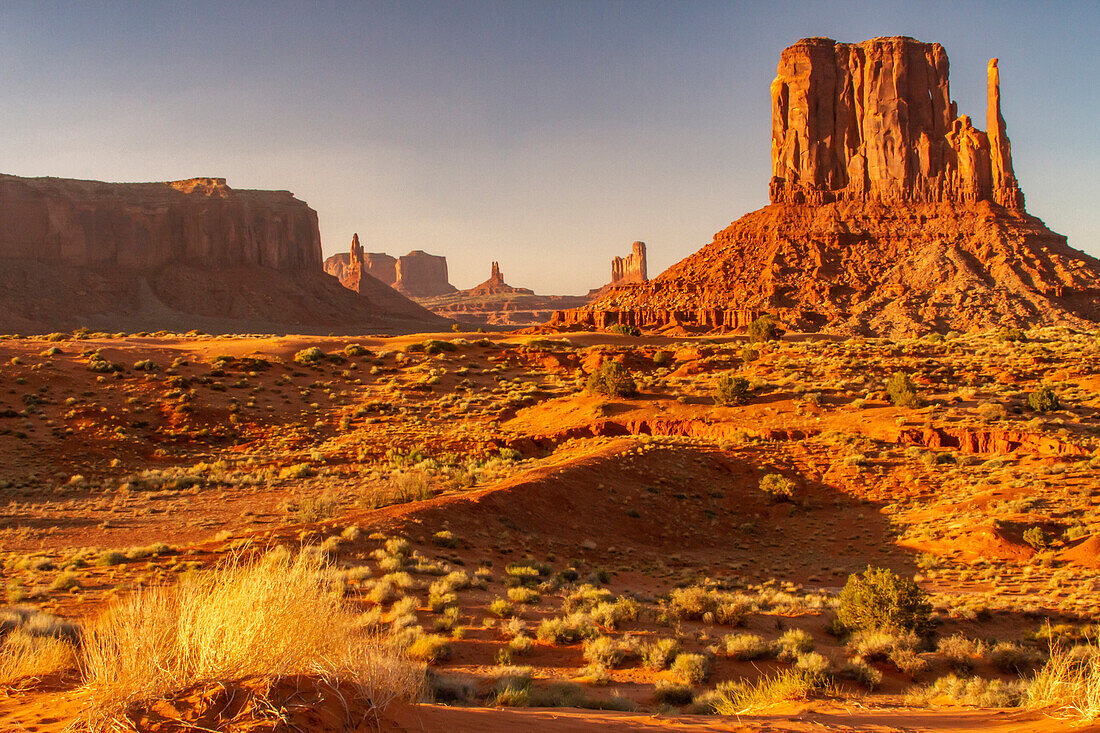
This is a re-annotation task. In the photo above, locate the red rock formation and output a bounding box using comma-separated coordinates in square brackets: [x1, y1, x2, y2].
[393, 250, 456, 297]
[768, 37, 1024, 209]
[466, 262, 534, 297]
[611, 242, 648, 285]
[0, 175, 448, 334]
[323, 236, 398, 286]
[562, 37, 1100, 336]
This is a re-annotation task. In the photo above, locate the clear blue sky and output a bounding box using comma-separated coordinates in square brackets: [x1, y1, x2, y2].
[1, 1, 1096, 294]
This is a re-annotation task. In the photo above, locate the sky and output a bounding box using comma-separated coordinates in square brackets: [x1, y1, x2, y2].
[1, 1, 1097, 294]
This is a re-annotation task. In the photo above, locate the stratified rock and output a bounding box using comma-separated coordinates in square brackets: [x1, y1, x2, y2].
[323, 236, 398, 286]
[559, 37, 1100, 336]
[0, 175, 448, 334]
[769, 36, 1024, 209]
[611, 241, 648, 285]
[394, 251, 457, 297]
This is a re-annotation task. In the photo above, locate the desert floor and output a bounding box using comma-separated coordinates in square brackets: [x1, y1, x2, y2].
[1, 327, 1099, 731]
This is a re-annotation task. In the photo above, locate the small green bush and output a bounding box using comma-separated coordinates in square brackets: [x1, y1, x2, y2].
[759, 473, 795, 501]
[607, 324, 641, 337]
[1027, 387, 1060, 413]
[293, 347, 325, 365]
[886, 372, 921, 408]
[714, 373, 751, 406]
[837, 566, 932, 636]
[747, 315, 782, 344]
[1022, 526, 1048, 550]
[672, 652, 709, 683]
[587, 361, 637, 398]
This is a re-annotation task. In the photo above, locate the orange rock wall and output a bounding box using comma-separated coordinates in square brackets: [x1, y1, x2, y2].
[0, 175, 321, 272]
[769, 37, 1023, 209]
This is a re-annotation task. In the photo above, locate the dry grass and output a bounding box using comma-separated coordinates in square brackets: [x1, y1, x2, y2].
[1027, 641, 1100, 720]
[78, 551, 423, 729]
[0, 629, 78, 688]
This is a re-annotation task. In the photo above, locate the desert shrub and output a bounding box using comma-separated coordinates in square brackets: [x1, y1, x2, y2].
[776, 628, 814, 661]
[583, 636, 633, 668]
[741, 346, 759, 362]
[343, 344, 371, 357]
[293, 347, 325, 365]
[1023, 526, 1049, 550]
[709, 669, 819, 714]
[405, 634, 452, 663]
[562, 584, 612, 613]
[489, 599, 515, 618]
[837, 566, 932, 636]
[507, 587, 540, 605]
[0, 629, 78, 687]
[758, 473, 795, 501]
[890, 647, 929, 678]
[714, 373, 751, 406]
[989, 641, 1042, 674]
[795, 651, 831, 680]
[536, 613, 597, 645]
[886, 372, 921, 408]
[587, 361, 637, 398]
[653, 680, 694, 706]
[995, 327, 1027, 343]
[723, 633, 770, 660]
[508, 634, 534, 656]
[590, 597, 639, 629]
[747, 315, 782, 344]
[1027, 640, 1100, 719]
[672, 652, 709, 683]
[607, 324, 641, 337]
[78, 552, 422, 728]
[937, 634, 986, 672]
[907, 674, 1023, 708]
[642, 638, 681, 670]
[838, 658, 882, 690]
[1028, 387, 1061, 413]
[431, 530, 458, 548]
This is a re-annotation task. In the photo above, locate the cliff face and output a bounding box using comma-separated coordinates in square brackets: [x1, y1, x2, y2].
[611, 242, 648, 285]
[394, 251, 456, 297]
[323, 236, 398, 286]
[0, 175, 448, 334]
[769, 37, 1023, 209]
[0, 175, 321, 271]
[566, 37, 1100, 336]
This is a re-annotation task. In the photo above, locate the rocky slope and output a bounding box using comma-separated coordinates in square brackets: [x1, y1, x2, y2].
[566, 37, 1100, 336]
[0, 175, 448, 334]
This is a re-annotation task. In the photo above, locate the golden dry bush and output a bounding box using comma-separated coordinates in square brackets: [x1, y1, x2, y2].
[1027, 640, 1100, 720]
[78, 551, 423, 728]
[0, 628, 78, 688]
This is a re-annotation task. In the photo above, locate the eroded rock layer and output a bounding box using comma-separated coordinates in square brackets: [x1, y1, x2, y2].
[562, 36, 1100, 336]
[0, 175, 448, 334]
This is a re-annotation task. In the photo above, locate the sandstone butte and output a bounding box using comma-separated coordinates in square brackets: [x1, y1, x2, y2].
[557, 36, 1100, 337]
[324, 238, 457, 298]
[0, 175, 448, 334]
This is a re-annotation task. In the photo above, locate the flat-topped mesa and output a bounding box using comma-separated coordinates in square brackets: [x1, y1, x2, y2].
[769, 36, 1024, 209]
[394, 250, 456, 297]
[0, 174, 322, 271]
[611, 241, 648, 285]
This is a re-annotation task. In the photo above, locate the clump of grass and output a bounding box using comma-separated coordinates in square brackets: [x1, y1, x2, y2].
[907, 674, 1023, 708]
[405, 633, 452, 663]
[78, 552, 422, 728]
[642, 638, 681, 670]
[653, 680, 694, 706]
[937, 634, 986, 672]
[709, 669, 820, 714]
[1027, 641, 1100, 720]
[671, 652, 709, 683]
[536, 613, 598, 645]
[723, 633, 770, 660]
[776, 628, 814, 661]
[0, 629, 78, 687]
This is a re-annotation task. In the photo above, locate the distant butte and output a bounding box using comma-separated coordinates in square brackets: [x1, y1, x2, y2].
[0, 175, 447, 334]
[558, 36, 1100, 336]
